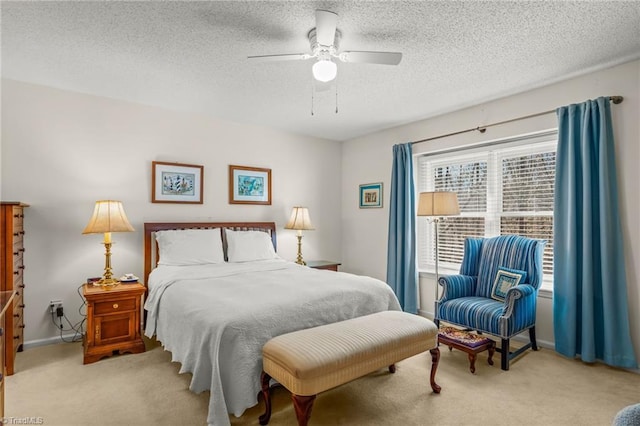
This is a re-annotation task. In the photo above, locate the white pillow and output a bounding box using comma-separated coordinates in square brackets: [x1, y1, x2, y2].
[155, 228, 225, 266]
[225, 229, 277, 262]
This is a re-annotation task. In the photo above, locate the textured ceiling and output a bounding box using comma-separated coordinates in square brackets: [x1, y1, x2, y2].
[2, 1, 639, 141]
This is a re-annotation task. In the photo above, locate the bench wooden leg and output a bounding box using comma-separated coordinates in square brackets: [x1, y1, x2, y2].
[292, 394, 316, 426]
[259, 371, 272, 425]
[429, 347, 441, 393]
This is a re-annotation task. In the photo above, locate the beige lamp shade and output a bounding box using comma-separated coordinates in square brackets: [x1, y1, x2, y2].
[83, 200, 134, 287]
[417, 192, 460, 217]
[82, 200, 135, 235]
[285, 207, 315, 231]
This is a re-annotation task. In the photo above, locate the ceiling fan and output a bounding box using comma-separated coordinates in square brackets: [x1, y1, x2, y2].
[247, 9, 402, 83]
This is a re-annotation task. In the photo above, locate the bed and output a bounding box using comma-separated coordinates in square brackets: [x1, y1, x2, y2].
[142, 222, 402, 426]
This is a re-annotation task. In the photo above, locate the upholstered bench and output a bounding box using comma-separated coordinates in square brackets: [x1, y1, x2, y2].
[259, 311, 441, 426]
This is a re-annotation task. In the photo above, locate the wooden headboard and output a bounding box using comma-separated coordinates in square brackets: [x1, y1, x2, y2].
[143, 222, 277, 285]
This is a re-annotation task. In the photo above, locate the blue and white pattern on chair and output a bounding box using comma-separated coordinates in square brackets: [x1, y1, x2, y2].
[436, 234, 546, 370]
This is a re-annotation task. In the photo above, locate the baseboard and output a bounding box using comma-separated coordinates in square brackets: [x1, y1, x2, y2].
[512, 334, 554, 350]
[23, 334, 81, 349]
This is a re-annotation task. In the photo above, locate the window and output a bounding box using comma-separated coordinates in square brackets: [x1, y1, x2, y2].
[417, 131, 556, 289]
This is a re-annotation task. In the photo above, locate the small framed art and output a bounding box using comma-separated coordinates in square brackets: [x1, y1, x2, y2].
[359, 182, 383, 208]
[152, 161, 204, 204]
[229, 165, 272, 205]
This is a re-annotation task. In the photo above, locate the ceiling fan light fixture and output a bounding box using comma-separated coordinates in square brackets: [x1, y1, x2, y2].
[312, 59, 337, 82]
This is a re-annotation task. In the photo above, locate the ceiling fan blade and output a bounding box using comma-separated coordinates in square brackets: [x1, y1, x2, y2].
[339, 51, 402, 65]
[247, 53, 310, 62]
[315, 10, 338, 46]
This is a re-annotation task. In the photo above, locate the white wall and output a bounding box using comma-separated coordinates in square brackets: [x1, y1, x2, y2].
[0, 79, 342, 345]
[341, 60, 640, 360]
[3, 60, 639, 357]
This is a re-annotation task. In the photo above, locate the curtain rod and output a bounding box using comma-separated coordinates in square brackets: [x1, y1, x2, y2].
[410, 95, 623, 146]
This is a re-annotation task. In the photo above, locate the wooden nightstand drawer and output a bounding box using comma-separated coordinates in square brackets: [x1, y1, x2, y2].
[94, 297, 137, 315]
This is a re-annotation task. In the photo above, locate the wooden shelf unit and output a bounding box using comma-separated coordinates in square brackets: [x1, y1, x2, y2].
[0, 202, 29, 376]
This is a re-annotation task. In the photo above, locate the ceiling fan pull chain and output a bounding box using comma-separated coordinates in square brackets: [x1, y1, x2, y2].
[335, 78, 339, 114]
[311, 82, 315, 116]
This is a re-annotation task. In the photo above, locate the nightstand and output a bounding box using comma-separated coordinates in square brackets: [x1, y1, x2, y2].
[306, 260, 341, 272]
[82, 282, 146, 364]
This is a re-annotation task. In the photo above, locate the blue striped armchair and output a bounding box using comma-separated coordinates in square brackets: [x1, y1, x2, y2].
[435, 235, 546, 370]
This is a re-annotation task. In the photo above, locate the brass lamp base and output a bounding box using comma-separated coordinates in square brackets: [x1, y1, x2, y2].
[295, 234, 306, 265]
[93, 277, 120, 288]
[94, 241, 120, 288]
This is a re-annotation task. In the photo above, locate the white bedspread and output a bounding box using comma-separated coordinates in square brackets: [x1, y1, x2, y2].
[143, 259, 401, 426]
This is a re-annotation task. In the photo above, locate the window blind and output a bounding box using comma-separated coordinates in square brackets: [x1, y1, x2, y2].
[417, 131, 557, 287]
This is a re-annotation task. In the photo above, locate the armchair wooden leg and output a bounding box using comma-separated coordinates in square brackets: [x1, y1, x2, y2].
[529, 326, 539, 351]
[501, 338, 510, 371]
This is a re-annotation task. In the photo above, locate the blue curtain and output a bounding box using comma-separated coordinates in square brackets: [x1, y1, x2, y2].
[386, 143, 418, 313]
[553, 97, 637, 368]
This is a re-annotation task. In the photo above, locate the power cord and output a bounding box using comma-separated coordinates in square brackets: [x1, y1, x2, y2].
[76, 283, 87, 317]
[49, 284, 87, 343]
[50, 313, 85, 343]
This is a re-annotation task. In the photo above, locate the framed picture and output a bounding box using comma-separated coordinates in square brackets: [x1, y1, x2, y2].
[229, 165, 272, 205]
[359, 182, 383, 208]
[152, 161, 204, 204]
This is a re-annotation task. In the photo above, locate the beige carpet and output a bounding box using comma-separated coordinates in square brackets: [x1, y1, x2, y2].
[6, 338, 639, 426]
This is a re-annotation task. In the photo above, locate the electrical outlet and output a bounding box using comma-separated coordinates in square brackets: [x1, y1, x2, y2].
[49, 299, 63, 315]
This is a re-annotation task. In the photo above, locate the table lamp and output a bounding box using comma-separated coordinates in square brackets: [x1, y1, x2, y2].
[82, 200, 135, 287]
[417, 192, 460, 301]
[285, 206, 314, 265]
